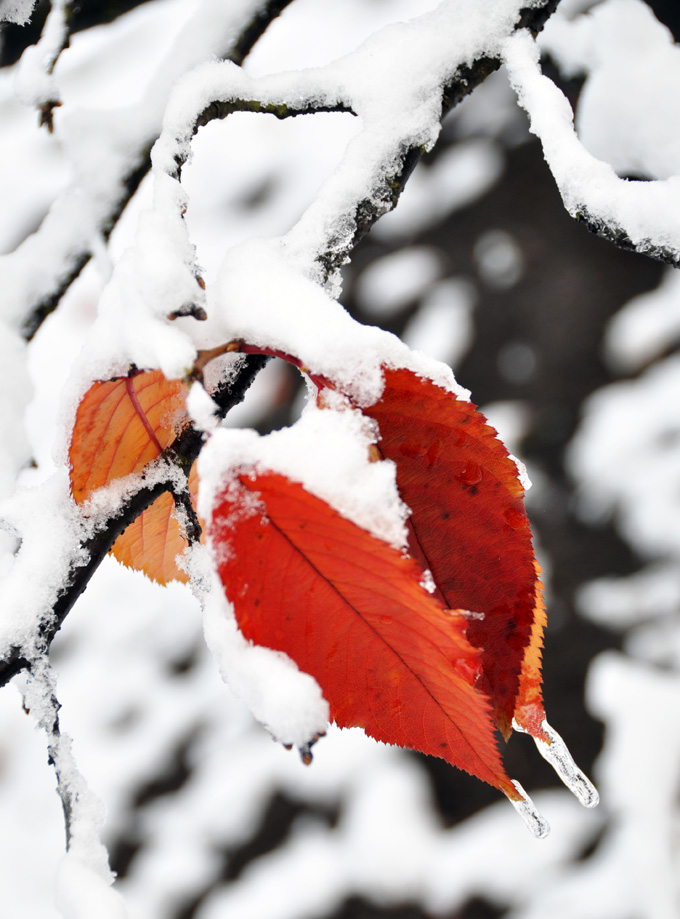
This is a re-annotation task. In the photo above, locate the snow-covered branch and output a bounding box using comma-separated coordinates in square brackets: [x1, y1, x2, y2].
[2, 0, 295, 341]
[0, 352, 267, 690]
[504, 23, 680, 266]
[15, 0, 73, 131]
[0, 0, 566, 707]
[143, 0, 561, 310]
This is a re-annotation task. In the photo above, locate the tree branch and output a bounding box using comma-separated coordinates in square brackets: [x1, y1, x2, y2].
[574, 206, 680, 269]
[2, 1, 563, 687]
[504, 25, 680, 269]
[19, 0, 295, 341]
[0, 353, 268, 689]
[317, 1, 563, 279]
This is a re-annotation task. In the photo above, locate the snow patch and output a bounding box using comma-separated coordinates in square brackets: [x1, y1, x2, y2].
[198, 401, 409, 551]
[198, 547, 329, 748]
[0, 0, 36, 24]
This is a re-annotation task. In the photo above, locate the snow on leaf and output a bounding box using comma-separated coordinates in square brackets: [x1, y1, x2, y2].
[69, 370, 187, 501]
[211, 469, 518, 798]
[69, 369, 194, 583]
[111, 466, 200, 584]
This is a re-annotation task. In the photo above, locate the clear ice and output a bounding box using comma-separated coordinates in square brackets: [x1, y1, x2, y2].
[513, 718, 600, 808]
[509, 780, 551, 838]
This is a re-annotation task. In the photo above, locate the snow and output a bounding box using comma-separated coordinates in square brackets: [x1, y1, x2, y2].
[0, 0, 36, 24]
[541, 0, 680, 180]
[5, 0, 678, 914]
[186, 380, 219, 433]
[14, 0, 68, 113]
[401, 277, 476, 368]
[244, 0, 442, 77]
[0, 470, 87, 656]
[146, 0, 545, 306]
[198, 400, 409, 551]
[56, 853, 128, 919]
[604, 268, 680, 372]
[181, 110, 361, 282]
[0, 321, 31, 563]
[205, 236, 467, 405]
[195, 784, 597, 919]
[514, 654, 680, 919]
[376, 139, 505, 239]
[577, 563, 680, 631]
[17, 659, 126, 919]
[504, 27, 680, 262]
[0, 0, 269, 328]
[568, 354, 680, 558]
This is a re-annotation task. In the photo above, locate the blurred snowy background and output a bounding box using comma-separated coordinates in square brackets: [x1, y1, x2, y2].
[1, 0, 679, 916]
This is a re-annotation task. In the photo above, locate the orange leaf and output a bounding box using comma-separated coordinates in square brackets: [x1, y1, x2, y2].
[70, 370, 187, 502]
[362, 367, 546, 739]
[111, 466, 201, 584]
[212, 470, 516, 797]
[69, 369, 196, 583]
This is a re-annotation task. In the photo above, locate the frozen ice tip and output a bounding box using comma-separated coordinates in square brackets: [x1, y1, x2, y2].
[514, 718, 599, 809]
[509, 780, 550, 839]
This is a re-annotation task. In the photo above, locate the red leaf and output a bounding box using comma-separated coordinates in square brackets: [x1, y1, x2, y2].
[69, 369, 197, 583]
[362, 367, 546, 738]
[212, 470, 517, 797]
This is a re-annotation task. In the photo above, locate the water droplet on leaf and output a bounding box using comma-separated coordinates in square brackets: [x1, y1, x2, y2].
[458, 461, 482, 486]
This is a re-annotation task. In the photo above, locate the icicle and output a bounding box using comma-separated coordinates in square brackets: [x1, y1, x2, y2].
[508, 780, 551, 838]
[513, 718, 599, 808]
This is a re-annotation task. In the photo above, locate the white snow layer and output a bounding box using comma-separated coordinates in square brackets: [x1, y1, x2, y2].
[6, 0, 674, 916]
[198, 399, 409, 550]
[0, 0, 36, 24]
[504, 26, 680, 261]
[541, 0, 680, 180]
[604, 268, 680, 372]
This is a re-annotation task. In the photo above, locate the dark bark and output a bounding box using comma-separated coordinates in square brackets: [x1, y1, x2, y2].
[575, 207, 680, 268]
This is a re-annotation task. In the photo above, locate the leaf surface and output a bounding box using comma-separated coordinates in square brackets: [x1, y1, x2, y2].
[70, 370, 187, 502]
[69, 369, 195, 583]
[362, 367, 546, 738]
[212, 470, 516, 796]
[111, 466, 200, 584]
